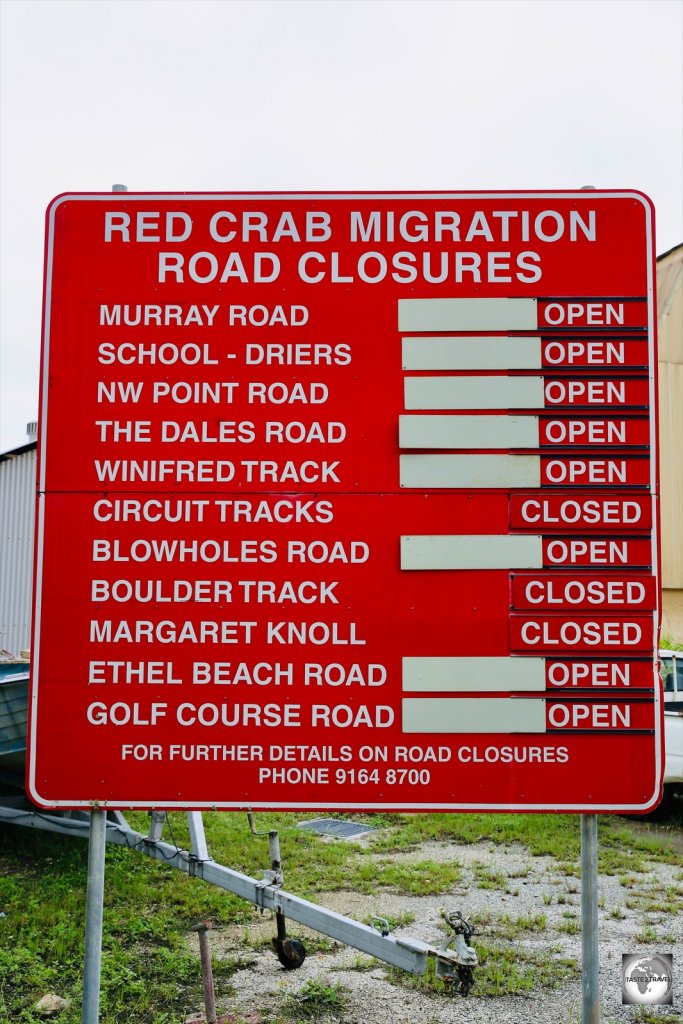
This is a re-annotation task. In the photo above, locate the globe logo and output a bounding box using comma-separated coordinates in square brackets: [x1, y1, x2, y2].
[622, 953, 673, 1005]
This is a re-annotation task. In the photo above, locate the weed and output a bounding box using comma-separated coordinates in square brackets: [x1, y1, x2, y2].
[285, 978, 347, 1019]
[542, 892, 553, 906]
[558, 918, 581, 935]
[619, 874, 640, 889]
[350, 858, 462, 894]
[625, 895, 667, 913]
[302, 935, 339, 954]
[496, 913, 547, 939]
[468, 908, 492, 930]
[610, 905, 626, 919]
[599, 849, 646, 876]
[1, 807, 678, 1022]
[223, 952, 258, 972]
[387, 937, 579, 999]
[346, 954, 377, 972]
[386, 957, 450, 996]
[634, 925, 660, 944]
[633, 1009, 683, 1024]
[363, 910, 415, 929]
[506, 866, 530, 879]
[460, 940, 578, 996]
[467, 910, 546, 940]
[471, 861, 508, 890]
[365, 811, 683, 870]
[557, 862, 580, 877]
[366, 812, 584, 859]
[602, 823, 683, 867]
[623, 880, 683, 915]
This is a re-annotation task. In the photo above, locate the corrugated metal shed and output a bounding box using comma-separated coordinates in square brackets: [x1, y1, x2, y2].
[0, 440, 37, 656]
[659, 362, 683, 588]
[658, 242, 683, 364]
[657, 243, 683, 638]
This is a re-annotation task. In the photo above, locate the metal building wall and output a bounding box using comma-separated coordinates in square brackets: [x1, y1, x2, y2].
[657, 245, 683, 639]
[0, 447, 37, 655]
[659, 360, 683, 589]
[658, 251, 683, 364]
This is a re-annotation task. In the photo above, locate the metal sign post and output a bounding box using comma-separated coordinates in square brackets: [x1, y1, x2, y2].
[81, 184, 128, 1024]
[581, 813, 600, 1024]
[82, 808, 107, 1024]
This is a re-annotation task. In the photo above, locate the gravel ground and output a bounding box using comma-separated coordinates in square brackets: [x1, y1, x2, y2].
[189, 833, 683, 1024]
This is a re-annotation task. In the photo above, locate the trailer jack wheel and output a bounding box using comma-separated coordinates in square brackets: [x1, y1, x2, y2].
[272, 910, 306, 970]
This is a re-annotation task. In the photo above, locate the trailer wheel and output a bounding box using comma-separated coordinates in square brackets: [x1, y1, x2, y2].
[273, 936, 306, 970]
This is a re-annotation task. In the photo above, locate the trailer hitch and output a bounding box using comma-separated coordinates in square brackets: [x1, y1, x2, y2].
[435, 910, 478, 995]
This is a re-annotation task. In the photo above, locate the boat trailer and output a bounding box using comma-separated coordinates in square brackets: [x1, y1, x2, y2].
[0, 798, 477, 994]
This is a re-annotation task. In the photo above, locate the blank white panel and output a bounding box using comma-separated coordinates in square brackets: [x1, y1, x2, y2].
[402, 697, 547, 733]
[399, 414, 539, 449]
[398, 298, 537, 332]
[400, 454, 540, 489]
[402, 657, 546, 692]
[400, 534, 543, 570]
[402, 337, 542, 370]
[405, 375, 544, 410]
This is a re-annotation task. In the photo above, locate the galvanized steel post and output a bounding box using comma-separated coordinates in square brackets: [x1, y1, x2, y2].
[581, 814, 600, 1024]
[82, 179, 129, 1024]
[82, 809, 107, 1024]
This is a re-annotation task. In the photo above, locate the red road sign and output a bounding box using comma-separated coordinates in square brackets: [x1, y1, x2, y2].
[28, 191, 662, 811]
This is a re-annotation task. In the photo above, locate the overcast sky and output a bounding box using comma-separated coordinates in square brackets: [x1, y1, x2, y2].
[1, 0, 681, 452]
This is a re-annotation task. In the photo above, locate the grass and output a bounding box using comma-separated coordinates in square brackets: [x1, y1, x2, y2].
[557, 862, 581, 877]
[362, 910, 415, 930]
[0, 829, 243, 1024]
[387, 940, 578, 998]
[0, 808, 681, 1021]
[346, 857, 462, 894]
[367, 810, 585, 858]
[620, 878, 683, 918]
[364, 810, 683, 871]
[343, 954, 377, 972]
[468, 860, 529, 894]
[633, 924, 661, 944]
[468, 910, 547, 940]
[284, 977, 347, 1019]
[557, 918, 581, 935]
[632, 1011, 683, 1024]
[471, 861, 509, 890]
